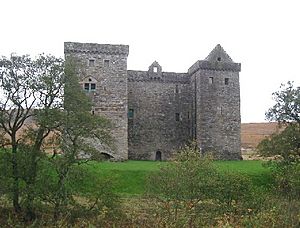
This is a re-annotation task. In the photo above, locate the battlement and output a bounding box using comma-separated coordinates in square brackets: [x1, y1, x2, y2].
[64, 42, 129, 56]
[188, 60, 241, 75]
[127, 70, 190, 83]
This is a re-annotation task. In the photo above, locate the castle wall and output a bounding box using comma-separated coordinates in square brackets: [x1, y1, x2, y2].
[64, 42, 129, 160]
[127, 70, 191, 160]
[64, 42, 242, 161]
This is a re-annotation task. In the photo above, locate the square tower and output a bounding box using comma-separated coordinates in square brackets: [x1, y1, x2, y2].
[64, 42, 129, 160]
[189, 44, 242, 159]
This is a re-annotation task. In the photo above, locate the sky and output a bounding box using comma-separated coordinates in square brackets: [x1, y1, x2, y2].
[1, 0, 300, 123]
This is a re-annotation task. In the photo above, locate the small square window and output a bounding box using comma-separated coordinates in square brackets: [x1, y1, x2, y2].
[128, 109, 134, 118]
[153, 66, 158, 73]
[209, 77, 213, 84]
[89, 59, 95, 67]
[225, 78, 229, 85]
[91, 83, 96, 91]
[104, 59, 110, 66]
[84, 83, 89, 91]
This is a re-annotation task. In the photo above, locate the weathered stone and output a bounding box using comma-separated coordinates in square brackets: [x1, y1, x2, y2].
[64, 42, 241, 160]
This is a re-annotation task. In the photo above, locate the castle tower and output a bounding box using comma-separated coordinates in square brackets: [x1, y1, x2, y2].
[189, 44, 242, 159]
[64, 42, 129, 160]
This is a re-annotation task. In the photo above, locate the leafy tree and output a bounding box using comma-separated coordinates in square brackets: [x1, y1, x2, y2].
[257, 81, 300, 160]
[42, 59, 113, 220]
[257, 123, 300, 159]
[257, 81, 300, 200]
[266, 81, 300, 124]
[0, 54, 37, 212]
[0, 54, 114, 222]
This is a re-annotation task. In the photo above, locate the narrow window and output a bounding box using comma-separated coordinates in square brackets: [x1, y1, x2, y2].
[84, 83, 90, 91]
[218, 106, 223, 115]
[187, 111, 190, 119]
[153, 66, 158, 73]
[175, 85, 179, 94]
[89, 59, 95, 67]
[90, 83, 96, 91]
[225, 78, 229, 85]
[209, 77, 213, 84]
[104, 59, 110, 67]
[128, 109, 134, 118]
[175, 113, 180, 121]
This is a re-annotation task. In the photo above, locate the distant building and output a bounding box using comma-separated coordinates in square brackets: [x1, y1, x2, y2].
[64, 42, 241, 160]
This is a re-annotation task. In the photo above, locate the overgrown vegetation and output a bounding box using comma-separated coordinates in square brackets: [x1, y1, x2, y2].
[1, 55, 300, 227]
[0, 54, 118, 224]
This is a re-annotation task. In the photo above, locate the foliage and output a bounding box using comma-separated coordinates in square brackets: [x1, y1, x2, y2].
[259, 81, 300, 160]
[146, 145, 258, 227]
[266, 81, 300, 124]
[0, 54, 114, 222]
[257, 124, 300, 160]
[0, 159, 299, 227]
[264, 160, 300, 200]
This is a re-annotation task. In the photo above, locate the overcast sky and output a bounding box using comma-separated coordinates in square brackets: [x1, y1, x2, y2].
[1, 0, 299, 123]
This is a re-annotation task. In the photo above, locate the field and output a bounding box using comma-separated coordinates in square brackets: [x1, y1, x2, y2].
[241, 122, 279, 149]
[81, 160, 272, 196]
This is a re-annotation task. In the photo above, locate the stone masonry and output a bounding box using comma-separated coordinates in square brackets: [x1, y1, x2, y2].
[64, 42, 242, 160]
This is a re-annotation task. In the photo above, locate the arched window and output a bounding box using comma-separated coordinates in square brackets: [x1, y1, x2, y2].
[83, 77, 97, 92]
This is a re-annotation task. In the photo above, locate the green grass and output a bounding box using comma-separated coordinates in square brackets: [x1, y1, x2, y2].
[82, 161, 167, 196]
[215, 160, 273, 187]
[80, 160, 272, 196]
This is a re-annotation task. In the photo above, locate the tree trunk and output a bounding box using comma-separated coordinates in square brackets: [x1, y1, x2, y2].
[24, 129, 45, 221]
[11, 137, 21, 213]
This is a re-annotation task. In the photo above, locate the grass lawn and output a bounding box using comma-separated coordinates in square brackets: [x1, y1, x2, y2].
[81, 160, 272, 196]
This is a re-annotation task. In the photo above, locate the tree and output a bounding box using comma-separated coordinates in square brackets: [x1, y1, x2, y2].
[0, 54, 37, 212]
[0, 54, 114, 221]
[266, 81, 300, 125]
[22, 54, 65, 220]
[258, 81, 300, 160]
[42, 59, 113, 220]
[257, 81, 300, 200]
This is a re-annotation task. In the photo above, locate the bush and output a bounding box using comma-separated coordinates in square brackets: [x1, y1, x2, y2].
[0, 149, 14, 198]
[146, 145, 256, 227]
[266, 160, 300, 200]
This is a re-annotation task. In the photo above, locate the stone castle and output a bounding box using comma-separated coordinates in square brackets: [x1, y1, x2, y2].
[64, 42, 241, 160]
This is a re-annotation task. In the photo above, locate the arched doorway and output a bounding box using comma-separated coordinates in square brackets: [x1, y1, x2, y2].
[155, 151, 162, 161]
[99, 153, 113, 160]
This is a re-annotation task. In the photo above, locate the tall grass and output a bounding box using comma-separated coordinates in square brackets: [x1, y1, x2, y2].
[78, 160, 272, 196]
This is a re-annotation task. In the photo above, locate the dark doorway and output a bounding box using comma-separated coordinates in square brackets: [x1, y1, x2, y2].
[155, 151, 162, 161]
[98, 153, 113, 161]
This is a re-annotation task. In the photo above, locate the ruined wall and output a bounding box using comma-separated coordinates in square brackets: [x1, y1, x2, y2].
[127, 62, 191, 160]
[64, 42, 129, 160]
[189, 45, 242, 159]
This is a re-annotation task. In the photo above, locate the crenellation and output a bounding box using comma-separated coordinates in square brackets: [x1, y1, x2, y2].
[64, 42, 129, 56]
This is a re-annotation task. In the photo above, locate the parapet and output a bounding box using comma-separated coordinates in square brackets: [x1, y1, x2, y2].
[188, 60, 241, 75]
[64, 42, 129, 56]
